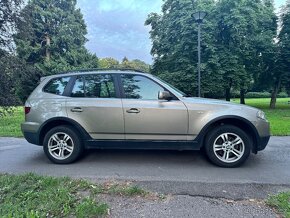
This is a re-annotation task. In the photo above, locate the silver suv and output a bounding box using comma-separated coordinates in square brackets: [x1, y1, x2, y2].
[21, 69, 270, 167]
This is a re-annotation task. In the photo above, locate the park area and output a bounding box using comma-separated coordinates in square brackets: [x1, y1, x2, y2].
[0, 97, 289, 138]
[1, 0, 290, 217]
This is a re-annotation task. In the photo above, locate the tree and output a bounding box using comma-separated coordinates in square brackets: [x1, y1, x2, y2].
[214, 0, 277, 103]
[13, 0, 98, 101]
[130, 59, 150, 72]
[269, 0, 290, 108]
[0, 0, 25, 111]
[120, 58, 150, 72]
[146, 0, 278, 102]
[146, 0, 221, 96]
[0, 0, 23, 51]
[99, 57, 119, 69]
[121, 56, 130, 68]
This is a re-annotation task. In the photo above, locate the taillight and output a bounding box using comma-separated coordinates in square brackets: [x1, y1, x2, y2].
[24, 106, 31, 115]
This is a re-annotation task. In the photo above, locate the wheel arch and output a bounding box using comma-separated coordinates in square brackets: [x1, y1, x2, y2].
[38, 117, 91, 145]
[196, 115, 259, 153]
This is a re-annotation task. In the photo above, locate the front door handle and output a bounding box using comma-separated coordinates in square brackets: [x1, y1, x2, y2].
[126, 108, 140, 114]
[71, 107, 83, 112]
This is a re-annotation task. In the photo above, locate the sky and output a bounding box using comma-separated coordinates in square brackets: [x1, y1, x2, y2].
[77, 0, 287, 64]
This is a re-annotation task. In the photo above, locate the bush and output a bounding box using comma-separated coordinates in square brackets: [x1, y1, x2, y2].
[244, 91, 289, 98]
[245, 92, 271, 98]
[277, 92, 289, 98]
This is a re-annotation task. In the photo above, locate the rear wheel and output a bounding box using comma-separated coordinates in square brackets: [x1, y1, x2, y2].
[204, 125, 251, 168]
[43, 125, 83, 164]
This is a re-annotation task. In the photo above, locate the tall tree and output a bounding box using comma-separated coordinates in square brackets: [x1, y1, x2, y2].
[0, 0, 23, 51]
[146, 0, 278, 102]
[0, 0, 25, 110]
[269, 0, 290, 108]
[214, 0, 277, 102]
[146, 0, 221, 96]
[13, 0, 98, 101]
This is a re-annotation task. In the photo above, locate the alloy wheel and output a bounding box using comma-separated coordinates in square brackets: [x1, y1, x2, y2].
[48, 132, 74, 160]
[213, 132, 245, 163]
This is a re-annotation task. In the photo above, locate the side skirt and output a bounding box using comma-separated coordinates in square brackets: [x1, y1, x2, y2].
[84, 140, 201, 150]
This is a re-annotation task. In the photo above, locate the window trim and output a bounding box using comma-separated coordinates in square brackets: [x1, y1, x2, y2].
[67, 73, 121, 99]
[117, 74, 179, 100]
[42, 76, 72, 96]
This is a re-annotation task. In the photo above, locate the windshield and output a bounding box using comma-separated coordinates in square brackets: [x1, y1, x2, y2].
[152, 75, 187, 97]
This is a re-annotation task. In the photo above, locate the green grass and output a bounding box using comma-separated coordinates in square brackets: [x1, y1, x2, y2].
[0, 173, 148, 217]
[0, 107, 23, 137]
[0, 98, 289, 137]
[267, 191, 290, 218]
[91, 181, 148, 197]
[231, 98, 290, 136]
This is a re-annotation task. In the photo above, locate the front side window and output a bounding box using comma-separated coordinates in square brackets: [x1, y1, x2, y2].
[71, 74, 116, 98]
[43, 77, 71, 95]
[121, 74, 164, 100]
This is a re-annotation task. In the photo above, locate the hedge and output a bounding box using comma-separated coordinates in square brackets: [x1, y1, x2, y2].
[244, 92, 289, 98]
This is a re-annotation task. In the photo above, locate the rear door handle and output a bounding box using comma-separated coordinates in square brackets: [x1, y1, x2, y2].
[126, 108, 140, 113]
[71, 107, 83, 112]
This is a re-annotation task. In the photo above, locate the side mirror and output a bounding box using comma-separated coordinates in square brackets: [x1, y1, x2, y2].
[158, 91, 172, 101]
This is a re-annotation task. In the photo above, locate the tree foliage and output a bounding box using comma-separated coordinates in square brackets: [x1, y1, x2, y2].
[145, 0, 280, 103]
[13, 0, 99, 101]
[146, 0, 219, 96]
[269, 0, 290, 108]
[99, 57, 150, 72]
[0, 0, 25, 111]
[0, 0, 23, 51]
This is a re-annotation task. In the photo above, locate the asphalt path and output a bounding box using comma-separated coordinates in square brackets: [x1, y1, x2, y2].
[0, 136, 290, 200]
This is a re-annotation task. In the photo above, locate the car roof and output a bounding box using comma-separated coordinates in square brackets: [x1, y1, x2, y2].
[40, 68, 150, 81]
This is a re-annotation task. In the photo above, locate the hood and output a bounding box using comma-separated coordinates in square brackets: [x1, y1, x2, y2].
[181, 97, 258, 111]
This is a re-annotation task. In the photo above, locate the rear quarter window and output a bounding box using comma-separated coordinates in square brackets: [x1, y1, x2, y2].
[43, 77, 71, 95]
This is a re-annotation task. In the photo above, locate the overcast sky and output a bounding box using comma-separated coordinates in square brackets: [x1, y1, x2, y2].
[77, 0, 287, 64]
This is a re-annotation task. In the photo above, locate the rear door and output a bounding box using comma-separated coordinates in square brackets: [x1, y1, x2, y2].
[66, 73, 124, 140]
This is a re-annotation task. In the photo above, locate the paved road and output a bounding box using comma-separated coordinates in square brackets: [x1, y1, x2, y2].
[0, 136, 290, 200]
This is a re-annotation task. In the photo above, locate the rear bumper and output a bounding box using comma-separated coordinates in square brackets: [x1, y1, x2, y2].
[21, 122, 41, 145]
[22, 131, 40, 145]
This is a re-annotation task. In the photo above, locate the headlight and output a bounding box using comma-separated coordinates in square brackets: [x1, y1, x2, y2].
[257, 110, 266, 120]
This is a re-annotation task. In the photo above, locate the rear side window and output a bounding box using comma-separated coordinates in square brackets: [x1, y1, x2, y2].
[71, 74, 116, 98]
[43, 77, 71, 95]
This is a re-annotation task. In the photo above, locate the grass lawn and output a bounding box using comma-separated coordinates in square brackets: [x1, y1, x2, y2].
[0, 107, 24, 137]
[231, 98, 290, 136]
[267, 191, 290, 218]
[0, 98, 289, 137]
[0, 173, 147, 217]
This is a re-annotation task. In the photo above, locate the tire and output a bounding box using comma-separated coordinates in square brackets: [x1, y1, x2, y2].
[204, 125, 251, 168]
[43, 125, 84, 164]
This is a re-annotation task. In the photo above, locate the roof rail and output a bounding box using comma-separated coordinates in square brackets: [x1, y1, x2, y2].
[57, 68, 149, 75]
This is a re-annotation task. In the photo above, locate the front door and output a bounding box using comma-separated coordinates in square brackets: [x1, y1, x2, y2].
[120, 74, 188, 140]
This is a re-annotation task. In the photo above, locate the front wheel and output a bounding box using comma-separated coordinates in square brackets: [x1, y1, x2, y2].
[204, 125, 252, 168]
[43, 125, 84, 164]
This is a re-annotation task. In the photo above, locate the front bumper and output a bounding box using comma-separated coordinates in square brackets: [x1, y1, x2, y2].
[254, 119, 271, 152]
[256, 135, 270, 152]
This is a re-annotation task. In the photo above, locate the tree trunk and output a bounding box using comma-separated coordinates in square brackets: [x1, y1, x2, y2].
[225, 88, 231, 101]
[270, 77, 282, 109]
[45, 33, 50, 61]
[240, 89, 245, 104]
[225, 79, 232, 102]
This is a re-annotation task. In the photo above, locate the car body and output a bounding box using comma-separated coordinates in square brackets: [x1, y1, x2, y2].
[21, 69, 270, 167]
